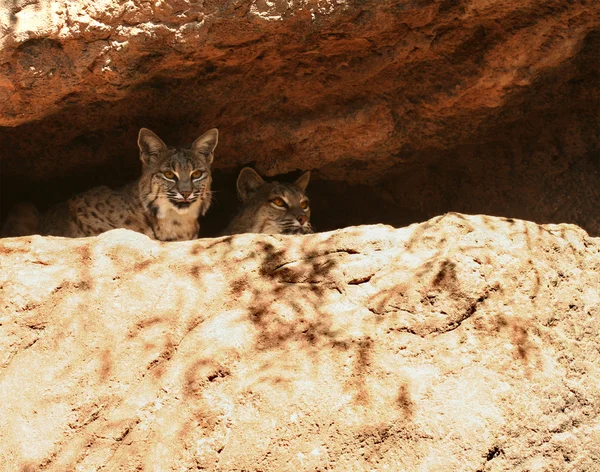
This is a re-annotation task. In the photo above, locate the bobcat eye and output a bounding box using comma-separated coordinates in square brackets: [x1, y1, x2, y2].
[191, 170, 204, 179]
[271, 197, 286, 207]
[163, 171, 176, 180]
[300, 201, 309, 210]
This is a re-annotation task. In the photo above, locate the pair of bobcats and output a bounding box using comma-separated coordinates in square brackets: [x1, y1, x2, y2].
[2, 128, 313, 241]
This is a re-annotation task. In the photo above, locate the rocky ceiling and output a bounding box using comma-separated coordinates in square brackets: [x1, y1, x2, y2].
[0, 0, 598, 236]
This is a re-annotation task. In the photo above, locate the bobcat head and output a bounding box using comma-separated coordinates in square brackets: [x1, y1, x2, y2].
[225, 167, 313, 235]
[137, 128, 218, 219]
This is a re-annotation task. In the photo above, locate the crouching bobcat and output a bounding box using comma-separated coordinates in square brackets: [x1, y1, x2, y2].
[2, 128, 218, 241]
[224, 167, 313, 235]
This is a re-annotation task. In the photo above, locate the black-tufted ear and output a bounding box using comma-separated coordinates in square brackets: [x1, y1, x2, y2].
[236, 167, 265, 202]
[138, 128, 167, 166]
[192, 128, 219, 165]
[294, 170, 311, 192]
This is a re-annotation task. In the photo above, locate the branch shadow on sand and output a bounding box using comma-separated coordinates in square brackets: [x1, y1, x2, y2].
[1, 211, 598, 470]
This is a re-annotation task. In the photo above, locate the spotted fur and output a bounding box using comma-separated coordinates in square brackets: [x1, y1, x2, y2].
[7, 128, 218, 241]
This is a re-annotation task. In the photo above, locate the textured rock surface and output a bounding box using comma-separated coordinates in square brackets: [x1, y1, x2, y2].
[0, 0, 599, 235]
[1, 214, 599, 471]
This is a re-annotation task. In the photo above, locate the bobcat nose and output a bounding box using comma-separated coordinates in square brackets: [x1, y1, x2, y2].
[181, 191, 192, 200]
[297, 215, 308, 225]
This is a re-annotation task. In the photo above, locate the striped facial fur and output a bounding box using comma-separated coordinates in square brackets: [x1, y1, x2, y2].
[138, 128, 216, 221]
[224, 167, 313, 236]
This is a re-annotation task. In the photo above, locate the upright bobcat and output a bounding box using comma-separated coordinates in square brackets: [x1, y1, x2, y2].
[224, 167, 313, 235]
[3, 128, 218, 241]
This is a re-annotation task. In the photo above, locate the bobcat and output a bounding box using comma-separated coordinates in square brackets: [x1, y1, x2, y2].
[224, 167, 313, 235]
[2, 128, 218, 241]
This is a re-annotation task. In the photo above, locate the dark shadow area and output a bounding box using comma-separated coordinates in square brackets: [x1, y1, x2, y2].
[0, 163, 412, 237]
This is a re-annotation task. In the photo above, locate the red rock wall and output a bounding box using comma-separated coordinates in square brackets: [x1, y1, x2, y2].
[0, 1, 598, 235]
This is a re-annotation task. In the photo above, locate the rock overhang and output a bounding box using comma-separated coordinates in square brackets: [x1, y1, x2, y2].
[0, 0, 598, 235]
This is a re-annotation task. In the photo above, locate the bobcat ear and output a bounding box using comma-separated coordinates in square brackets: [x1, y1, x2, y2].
[237, 167, 265, 202]
[192, 128, 219, 164]
[138, 128, 167, 165]
[294, 171, 311, 192]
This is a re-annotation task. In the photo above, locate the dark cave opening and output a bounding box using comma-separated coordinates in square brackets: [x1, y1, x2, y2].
[0, 162, 415, 238]
[1, 141, 598, 238]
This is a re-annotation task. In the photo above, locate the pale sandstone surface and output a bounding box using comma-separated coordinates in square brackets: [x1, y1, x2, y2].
[0, 213, 599, 471]
[0, 0, 599, 236]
